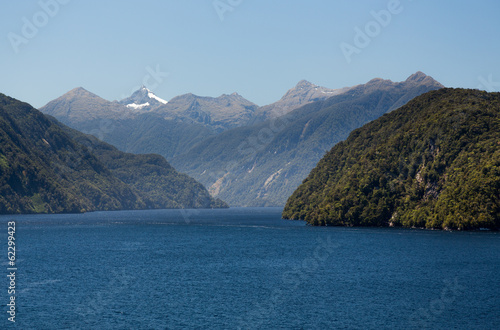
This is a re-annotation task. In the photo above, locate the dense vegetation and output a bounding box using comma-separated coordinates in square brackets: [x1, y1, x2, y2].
[57, 122, 227, 209]
[171, 73, 443, 206]
[283, 89, 500, 230]
[0, 93, 226, 214]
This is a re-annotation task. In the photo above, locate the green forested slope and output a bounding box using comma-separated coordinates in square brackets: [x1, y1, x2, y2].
[57, 122, 227, 209]
[283, 89, 500, 230]
[0, 93, 226, 214]
[0, 93, 143, 213]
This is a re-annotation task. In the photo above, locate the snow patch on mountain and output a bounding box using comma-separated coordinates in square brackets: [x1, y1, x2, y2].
[126, 102, 150, 109]
[118, 85, 169, 110]
[147, 91, 167, 104]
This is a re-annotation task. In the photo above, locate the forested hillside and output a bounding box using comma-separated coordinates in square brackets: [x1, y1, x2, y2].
[283, 89, 500, 230]
[0, 93, 226, 214]
[57, 121, 227, 209]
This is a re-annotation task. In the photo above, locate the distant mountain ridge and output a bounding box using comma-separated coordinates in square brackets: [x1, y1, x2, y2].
[38, 79, 350, 159]
[40, 79, 349, 133]
[116, 87, 261, 131]
[41, 91, 218, 161]
[171, 72, 444, 206]
[348, 71, 445, 112]
[154, 92, 258, 132]
[41, 87, 134, 124]
[250, 80, 351, 124]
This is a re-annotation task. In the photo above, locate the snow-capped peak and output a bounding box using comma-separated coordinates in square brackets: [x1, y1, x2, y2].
[119, 86, 168, 110]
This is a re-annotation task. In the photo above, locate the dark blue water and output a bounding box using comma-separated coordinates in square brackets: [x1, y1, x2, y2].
[1, 207, 499, 329]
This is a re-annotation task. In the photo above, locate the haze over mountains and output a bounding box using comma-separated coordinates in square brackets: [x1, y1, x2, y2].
[39, 72, 444, 207]
[40, 78, 346, 159]
[172, 72, 444, 206]
[40, 79, 344, 133]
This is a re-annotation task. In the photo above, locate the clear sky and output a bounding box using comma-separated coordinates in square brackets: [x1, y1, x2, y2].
[1, 0, 499, 108]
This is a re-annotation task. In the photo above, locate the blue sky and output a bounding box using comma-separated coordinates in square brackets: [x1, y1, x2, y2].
[1, 0, 499, 108]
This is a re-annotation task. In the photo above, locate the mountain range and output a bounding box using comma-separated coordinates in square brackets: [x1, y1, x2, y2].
[154, 92, 258, 132]
[41, 88, 214, 159]
[39, 79, 347, 161]
[248, 79, 351, 124]
[171, 72, 444, 206]
[39, 72, 444, 207]
[0, 93, 225, 214]
[283, 88, 500, 230]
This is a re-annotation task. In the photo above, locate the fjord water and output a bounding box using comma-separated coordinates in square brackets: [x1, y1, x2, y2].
[1, 208, 499, 329]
